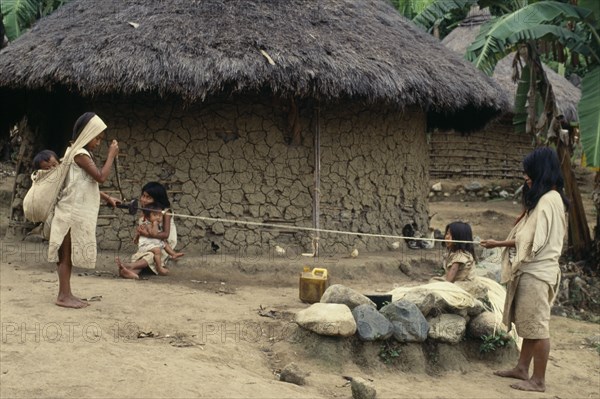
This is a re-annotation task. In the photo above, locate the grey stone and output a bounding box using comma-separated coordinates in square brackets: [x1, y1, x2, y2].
[468, 311, 508, 339]
[295, 303, 357, 337]
[352, 304, 394, 341]
[279, 362, 308, 386]
[351, 377, 376, 399]
[428, 313, 466, 344]
[464, 181, 483, 192]
[320, 284, 376, 310]
[380, 300, 429, 343]
[431, 182, 443, 192]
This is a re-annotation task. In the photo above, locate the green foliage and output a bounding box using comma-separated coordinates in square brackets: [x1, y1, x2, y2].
[466, 2, 595, 76]
[512, 62, 531, 133]
[378, 340, 403, 365]
[1, 0, 71, 40]
[579, 66, 600, 167]
[392, 0, 438, 20]
[2, 0, 38, 39]
[412, 0, 477, 30]
[479, 332, 513, 353]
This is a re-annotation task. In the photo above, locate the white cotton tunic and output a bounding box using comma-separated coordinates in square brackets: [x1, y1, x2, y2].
[48, 148, 100, 268]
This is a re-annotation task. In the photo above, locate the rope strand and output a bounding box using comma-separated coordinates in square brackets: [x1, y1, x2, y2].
[132, 206, 479, 245]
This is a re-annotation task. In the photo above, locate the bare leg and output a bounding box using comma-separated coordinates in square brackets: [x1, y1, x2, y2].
[164, 243, 184, 260]
[510, 338, 549, 392]
[56, 231, 89, 308]
[115, 257, 145, 279]
[151, 248, 169, 276]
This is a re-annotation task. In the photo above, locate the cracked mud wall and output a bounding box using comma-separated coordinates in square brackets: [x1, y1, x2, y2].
[10, 96, 429, 255]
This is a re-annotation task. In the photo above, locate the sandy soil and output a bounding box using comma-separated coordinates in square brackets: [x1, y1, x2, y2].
[1, 170, 599, 399]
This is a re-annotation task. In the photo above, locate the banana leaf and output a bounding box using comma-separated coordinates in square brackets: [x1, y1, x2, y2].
[2, 0, 38, 40]
[513, 63, 531, 134]
[412, 0, 477, 30]
[466, 1, 595, 75]
[579, 66, 600, 167]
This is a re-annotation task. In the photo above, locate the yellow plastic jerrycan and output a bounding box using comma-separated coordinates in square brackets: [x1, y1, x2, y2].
[299, 267, 329, 304]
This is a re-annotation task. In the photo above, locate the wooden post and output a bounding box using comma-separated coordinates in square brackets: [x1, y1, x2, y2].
[313, 104, 321, 258]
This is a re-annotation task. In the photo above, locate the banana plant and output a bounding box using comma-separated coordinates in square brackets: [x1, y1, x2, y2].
[464, 1, 599, 166]
[1, 0, 71, 41]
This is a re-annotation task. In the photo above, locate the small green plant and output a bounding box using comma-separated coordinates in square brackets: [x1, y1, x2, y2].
[595, 343, 600, 355]
[379, 341, 403, 365]
[479, 332, 513, 354]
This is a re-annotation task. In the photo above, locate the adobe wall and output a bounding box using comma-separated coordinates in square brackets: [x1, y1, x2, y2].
[429, 116, 533, 179]
[11, 97, 429, 256]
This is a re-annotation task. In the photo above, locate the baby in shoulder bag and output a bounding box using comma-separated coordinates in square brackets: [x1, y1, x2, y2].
[24, 150, 65, 239]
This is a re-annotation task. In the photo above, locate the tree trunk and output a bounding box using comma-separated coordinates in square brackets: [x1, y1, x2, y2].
[592, 172, 600, 269]
[557, 142, 592, 260]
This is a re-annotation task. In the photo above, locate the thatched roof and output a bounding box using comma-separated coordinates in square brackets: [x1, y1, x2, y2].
[443, 7, 580, 122]
[0, 0, 509, 131]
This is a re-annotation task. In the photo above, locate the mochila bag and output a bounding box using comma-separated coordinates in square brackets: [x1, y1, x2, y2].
[22, 114, 108, 223]
[22, 161, 70, 223]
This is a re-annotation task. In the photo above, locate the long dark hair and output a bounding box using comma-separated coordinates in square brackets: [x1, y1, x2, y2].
[522, 147, 569, 212]
[72, 112, 96, 140]
[445, 221, 475, 259]
[142, 181, 171, 208]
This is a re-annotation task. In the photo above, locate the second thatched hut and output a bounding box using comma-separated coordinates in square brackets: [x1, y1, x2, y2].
[431, 7, 581, 180]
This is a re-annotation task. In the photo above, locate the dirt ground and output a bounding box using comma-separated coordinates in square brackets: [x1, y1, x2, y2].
[1, 167, 599, 398]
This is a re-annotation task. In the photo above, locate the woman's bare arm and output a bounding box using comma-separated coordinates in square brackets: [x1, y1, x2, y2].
[74, 140, 118, 184]
[479, 239, 516, 249]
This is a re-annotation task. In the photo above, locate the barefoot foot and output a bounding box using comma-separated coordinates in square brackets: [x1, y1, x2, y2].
[56, 295, 89, 309]
[493, 368, 528, 380]
[171, 252, 185, 260]
[510, 379, 545, 392]
[116, 257, 140, 279]
[157, 267, 169, 276]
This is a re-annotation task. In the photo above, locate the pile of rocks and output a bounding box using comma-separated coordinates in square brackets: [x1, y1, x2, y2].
[429, 180, 522, 201]
[295, 283, 506, 345]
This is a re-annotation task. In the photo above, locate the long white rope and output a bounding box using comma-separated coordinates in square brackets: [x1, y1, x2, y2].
[151, 208, 479, 245]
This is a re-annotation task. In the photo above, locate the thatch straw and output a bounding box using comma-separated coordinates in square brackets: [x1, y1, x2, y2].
[442, 7, 580, 122]
[0, 0, 508, 131]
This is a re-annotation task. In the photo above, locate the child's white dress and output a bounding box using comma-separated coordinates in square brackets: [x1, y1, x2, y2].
[48, 148, 99, 268]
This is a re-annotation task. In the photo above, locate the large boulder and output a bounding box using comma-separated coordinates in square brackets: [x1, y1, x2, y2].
[427, 313, 466, 344]
[320, 284, 376, 310]
[380, 300, 429, 343]
[352, 304, 394, 341]
[295, 303, 357, 337]
[467, 311, 508, 338]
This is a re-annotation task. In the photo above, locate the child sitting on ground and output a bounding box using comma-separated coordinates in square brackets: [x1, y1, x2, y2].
[33, 150, 59, 170]
[131, 203, 184, 276]
[442, 221, 476, 282]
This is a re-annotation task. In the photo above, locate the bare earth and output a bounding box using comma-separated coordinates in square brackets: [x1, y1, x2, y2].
[1, 173, 599, 398]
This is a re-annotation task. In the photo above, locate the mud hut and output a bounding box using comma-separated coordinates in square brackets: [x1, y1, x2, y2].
[0, 0, 507, 255]
[430, 7, 581, 180]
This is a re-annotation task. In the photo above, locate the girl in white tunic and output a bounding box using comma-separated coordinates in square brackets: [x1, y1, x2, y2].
[48, 112, 120, 308]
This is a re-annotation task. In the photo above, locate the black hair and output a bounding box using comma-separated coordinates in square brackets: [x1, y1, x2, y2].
[141, 181, 171, 208]
[142, 202, 164, 219]
[33, 150, 58, 169]
[445, 221, 475, 258]
[72, 112, 97, 140]
[522, 147, 570, 212]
